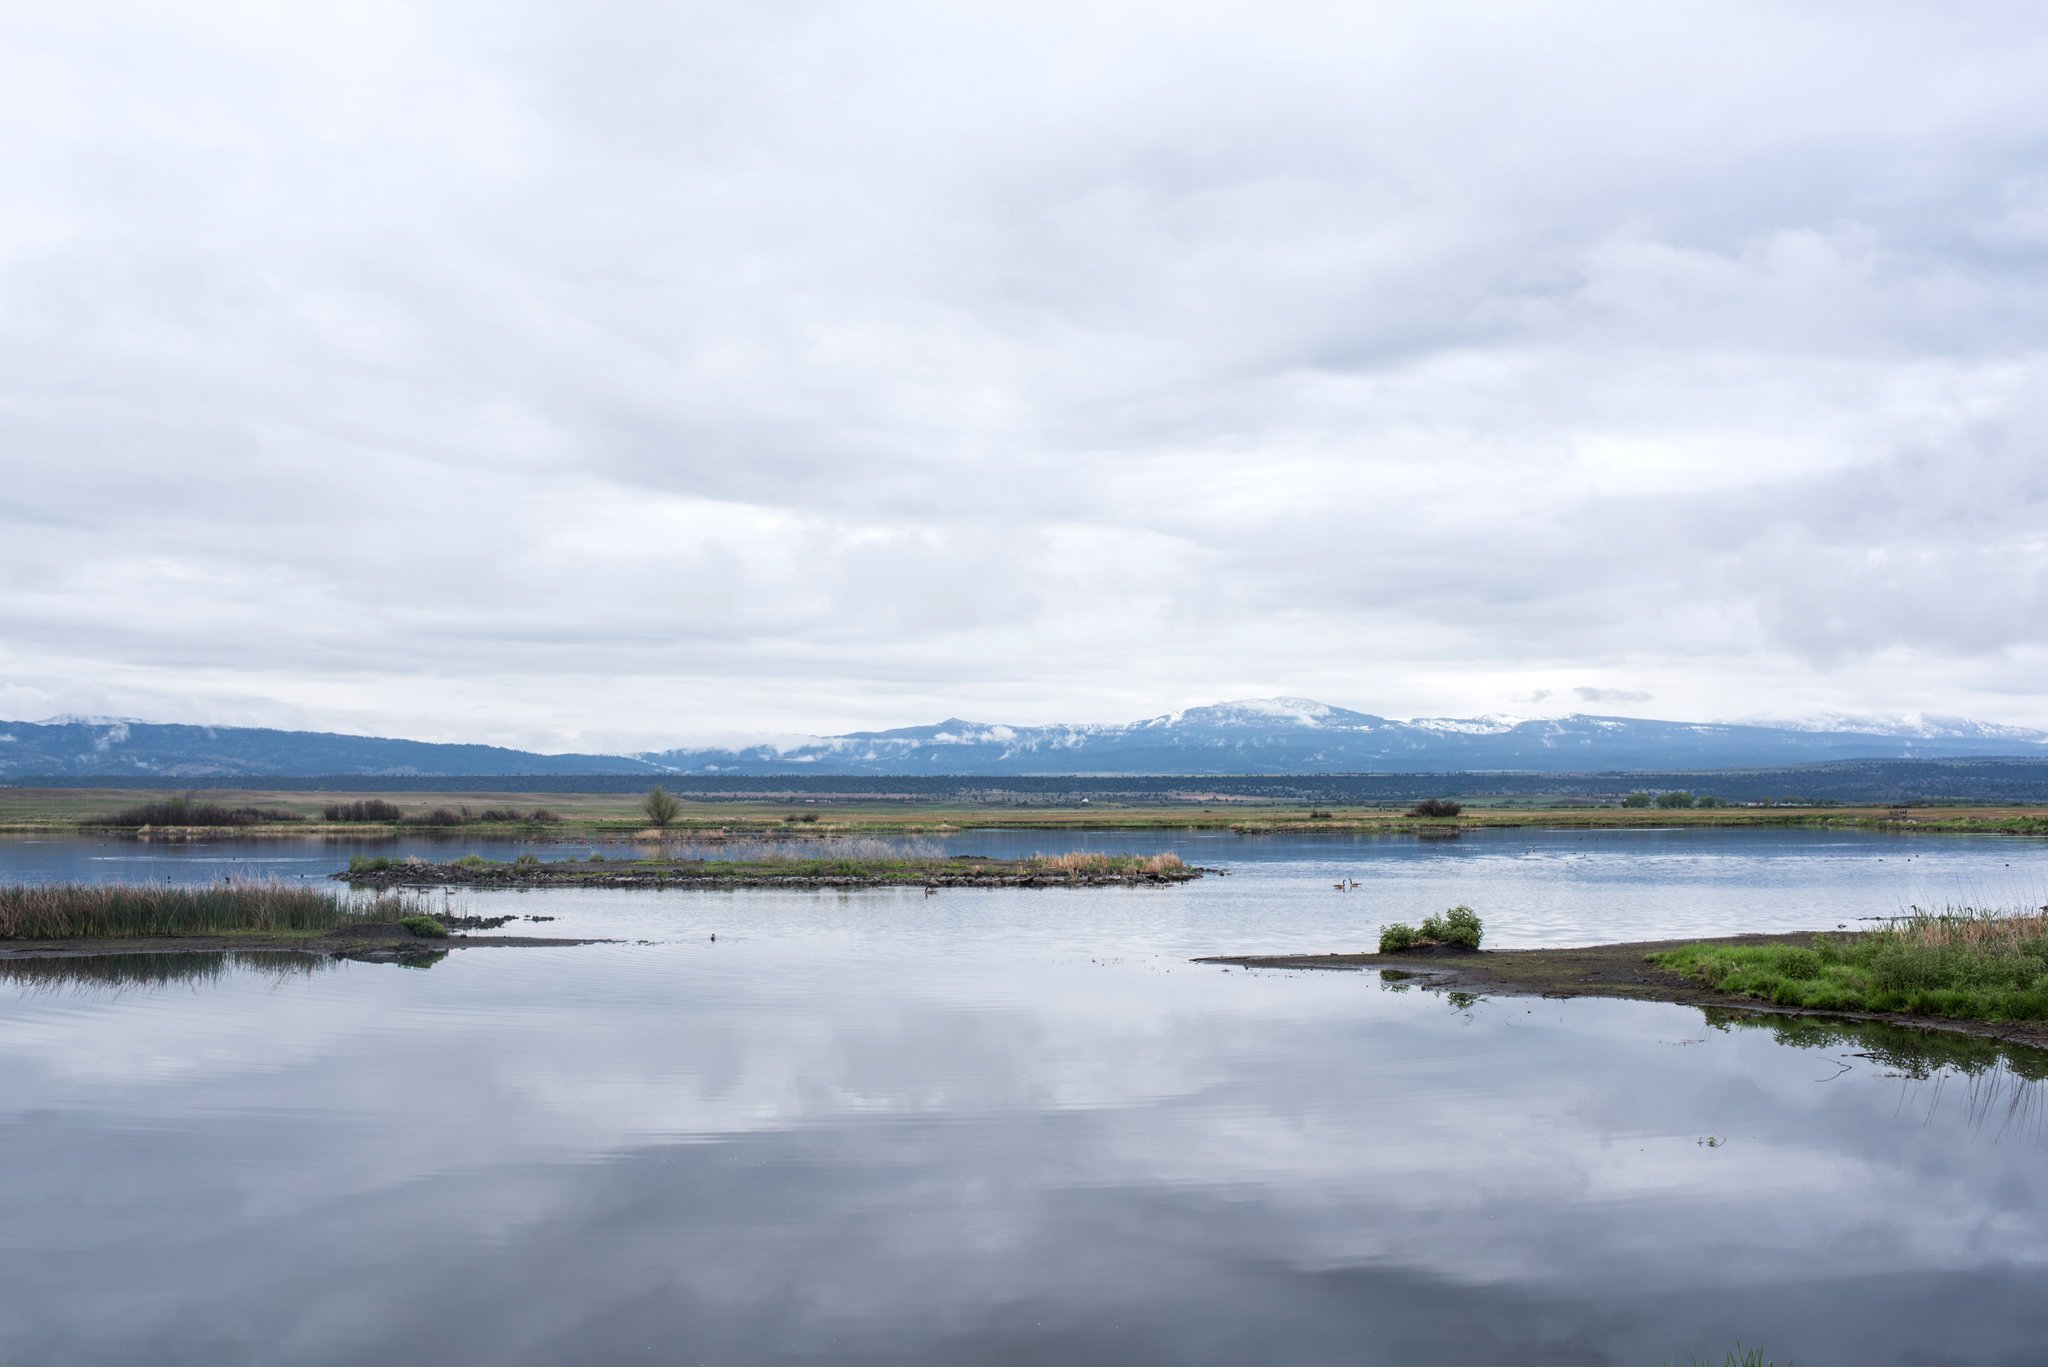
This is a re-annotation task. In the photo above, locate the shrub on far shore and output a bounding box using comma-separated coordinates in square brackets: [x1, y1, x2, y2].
[323, 799, 405, 822]
[1407, 798, 1462, 818]
[93, 796, 302, 828]
[643, 785, 682, 829]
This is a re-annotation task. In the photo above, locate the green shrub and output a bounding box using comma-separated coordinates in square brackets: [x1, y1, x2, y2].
[346, 855, 393, 874]
[95, 796, 302, 827]
[1407, 797, 1462, 818]
[1379, 922, 1419, 952]
[397, 915, 448, 938]
[1420, 904, 1484, 949]
[643, 785, 682, 829]
[1655, 790, 1698, 809]
[1621, 791, 1654, 808]
[324, 799, 405, 822]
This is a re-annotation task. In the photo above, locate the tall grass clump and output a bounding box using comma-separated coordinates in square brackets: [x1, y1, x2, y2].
[0, 881, 402, 939]
[322, 799, 405, 822]
[1668, 1346, 1784, 1367]
[1025, 851, 1186, 875]
[1657, 905, 2048, 1023]
[93, 795, 302, 827]
[1407, 797, 1462, 818]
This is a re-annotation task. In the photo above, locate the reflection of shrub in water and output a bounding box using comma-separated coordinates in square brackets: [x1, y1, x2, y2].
[0, 951, 331, 994]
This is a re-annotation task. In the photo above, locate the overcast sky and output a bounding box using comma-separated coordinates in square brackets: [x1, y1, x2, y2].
[2, 1, 2045, 751]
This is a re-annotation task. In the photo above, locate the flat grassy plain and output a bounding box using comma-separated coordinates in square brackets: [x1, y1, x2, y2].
[2, 787, 2045, 836]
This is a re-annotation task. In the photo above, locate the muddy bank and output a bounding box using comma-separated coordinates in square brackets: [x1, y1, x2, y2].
[338, 860, 1206, 891]
[0, 921, 610, 964]
[1198, 932, 2048, 1050]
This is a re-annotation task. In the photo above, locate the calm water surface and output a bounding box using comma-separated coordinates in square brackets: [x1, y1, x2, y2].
[2, 829, 2045, 1365]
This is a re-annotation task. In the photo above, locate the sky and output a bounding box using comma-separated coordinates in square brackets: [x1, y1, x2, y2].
[2, 1, 2045, 753]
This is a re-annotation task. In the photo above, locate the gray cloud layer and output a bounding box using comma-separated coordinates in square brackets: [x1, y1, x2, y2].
[2, 2, 2045, 748]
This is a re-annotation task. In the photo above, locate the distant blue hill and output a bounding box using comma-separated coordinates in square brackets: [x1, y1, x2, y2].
[0, 719, 657, 779]
[2, 698, 2043, 779]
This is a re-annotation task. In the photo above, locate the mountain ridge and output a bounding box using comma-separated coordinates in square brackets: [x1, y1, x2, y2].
[4, 698, 2044, 778]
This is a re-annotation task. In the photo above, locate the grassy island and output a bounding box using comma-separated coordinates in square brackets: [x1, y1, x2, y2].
[337, 849, 1201, 890]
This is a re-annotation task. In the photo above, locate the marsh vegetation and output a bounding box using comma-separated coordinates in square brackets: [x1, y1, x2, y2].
[1656, 906, 2048, 1024]
[0, 881, 420, 939]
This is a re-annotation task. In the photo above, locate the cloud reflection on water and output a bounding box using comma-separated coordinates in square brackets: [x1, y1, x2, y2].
[0, 943, 2045, 1364]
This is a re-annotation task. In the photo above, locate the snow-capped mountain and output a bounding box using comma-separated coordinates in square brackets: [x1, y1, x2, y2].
[2, 700, 2044, 778]
[1736, 712, 2048, 741]
[636, 699, 2048, 775]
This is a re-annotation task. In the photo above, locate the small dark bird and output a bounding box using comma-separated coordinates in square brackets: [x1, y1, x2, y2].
[709, 933, 716, 942]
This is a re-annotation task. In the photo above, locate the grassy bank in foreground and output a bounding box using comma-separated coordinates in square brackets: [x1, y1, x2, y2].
[0, 882, 419, 940]
[1655, 908, 2048, 1024]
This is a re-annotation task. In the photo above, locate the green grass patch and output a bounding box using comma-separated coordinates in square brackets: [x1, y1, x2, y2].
[1655, 907, 2048, 1024]
[397, 914, 448, 938]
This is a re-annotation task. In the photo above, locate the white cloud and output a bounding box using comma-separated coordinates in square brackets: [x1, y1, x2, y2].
[2, 1, 2046, 746]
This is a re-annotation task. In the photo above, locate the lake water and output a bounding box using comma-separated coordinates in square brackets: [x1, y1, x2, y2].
[3, 828, 2046, 1365]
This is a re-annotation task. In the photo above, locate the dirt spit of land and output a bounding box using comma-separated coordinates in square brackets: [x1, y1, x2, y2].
[0, 922, 610, 964]
[1197, 931, 2048, 1050]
